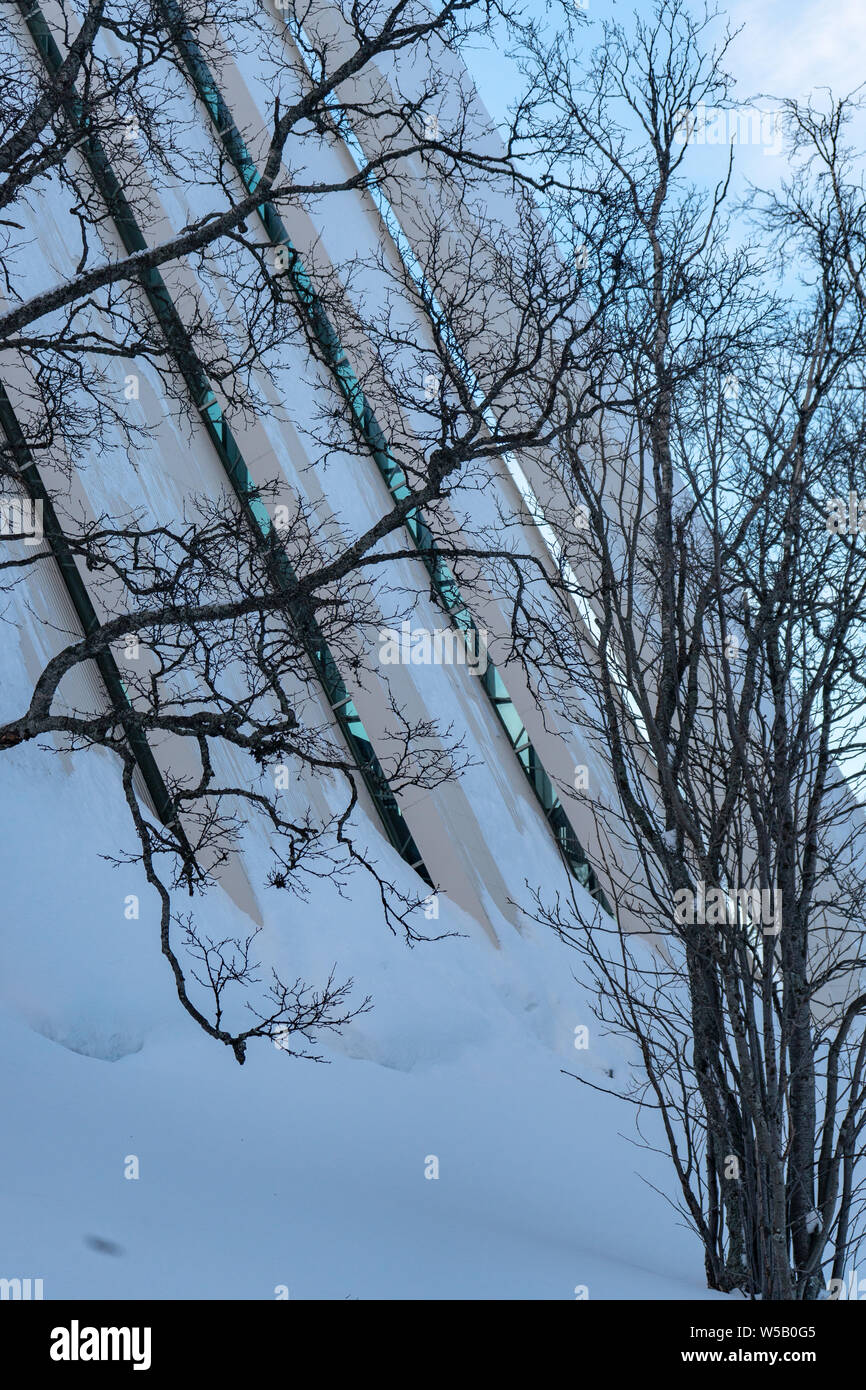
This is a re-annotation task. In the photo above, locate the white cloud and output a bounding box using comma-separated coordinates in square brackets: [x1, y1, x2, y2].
[726, 0, 866, 102]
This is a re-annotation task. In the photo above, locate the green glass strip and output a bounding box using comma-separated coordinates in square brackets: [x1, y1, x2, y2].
[0, 379, 188, 842]
[159, 4, 608, 906]
[17, 0, 430, 883]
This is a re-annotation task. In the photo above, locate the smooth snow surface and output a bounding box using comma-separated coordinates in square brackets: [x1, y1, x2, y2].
[0, 738, 722, 1300]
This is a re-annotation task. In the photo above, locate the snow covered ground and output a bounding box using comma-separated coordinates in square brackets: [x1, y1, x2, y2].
[0, 736, 723, 1300]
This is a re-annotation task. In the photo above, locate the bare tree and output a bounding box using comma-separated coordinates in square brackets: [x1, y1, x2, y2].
[0, 0, 591, 1060]
[489, 0, 866, 1298]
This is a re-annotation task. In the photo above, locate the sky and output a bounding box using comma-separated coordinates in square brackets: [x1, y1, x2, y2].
[723, 0, 866, 101]
[467, 0, 866, 792]
[467, 0, 866, 201]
